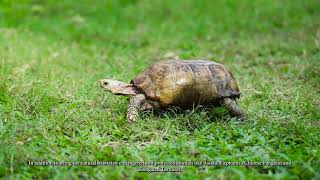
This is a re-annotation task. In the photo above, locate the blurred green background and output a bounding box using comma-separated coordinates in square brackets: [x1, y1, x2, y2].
[0, 0, 319, 179]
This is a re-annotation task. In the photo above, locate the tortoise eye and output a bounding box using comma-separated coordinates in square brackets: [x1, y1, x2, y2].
[103, 81, 109, 85]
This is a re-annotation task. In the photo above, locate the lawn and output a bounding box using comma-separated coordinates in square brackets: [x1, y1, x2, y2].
[0, 0, 320, 179]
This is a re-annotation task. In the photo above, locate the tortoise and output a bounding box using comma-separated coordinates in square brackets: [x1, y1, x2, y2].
[100, 60, 245, 122]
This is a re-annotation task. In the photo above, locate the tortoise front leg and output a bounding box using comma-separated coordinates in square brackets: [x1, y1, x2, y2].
[126, 94, 146, 123]
[220, 98, 245, 120]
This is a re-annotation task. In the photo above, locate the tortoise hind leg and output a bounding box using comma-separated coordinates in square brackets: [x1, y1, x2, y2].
[127, 94, 146, 123]
[220, 98, 245, 120]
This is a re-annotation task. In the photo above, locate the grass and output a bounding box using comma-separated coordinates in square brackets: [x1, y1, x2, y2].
[0, 0, 320, 179]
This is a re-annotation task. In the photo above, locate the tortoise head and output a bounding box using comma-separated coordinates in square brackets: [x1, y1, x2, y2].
[100, 79, 140, 96]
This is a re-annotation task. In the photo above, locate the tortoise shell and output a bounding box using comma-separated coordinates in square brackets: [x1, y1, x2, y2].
[131, 60, 240, 107]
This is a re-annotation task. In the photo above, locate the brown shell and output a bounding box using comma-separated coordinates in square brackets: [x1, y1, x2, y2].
[131, 60, 240, 107]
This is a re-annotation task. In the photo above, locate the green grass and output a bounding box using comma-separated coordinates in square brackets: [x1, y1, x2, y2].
[1, 0, 320, 179]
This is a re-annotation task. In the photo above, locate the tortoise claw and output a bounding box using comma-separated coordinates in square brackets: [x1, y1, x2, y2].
[126, 114, 136, 123]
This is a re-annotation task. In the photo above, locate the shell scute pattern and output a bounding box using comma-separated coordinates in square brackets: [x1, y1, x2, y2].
[132, 60, 240, 107]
